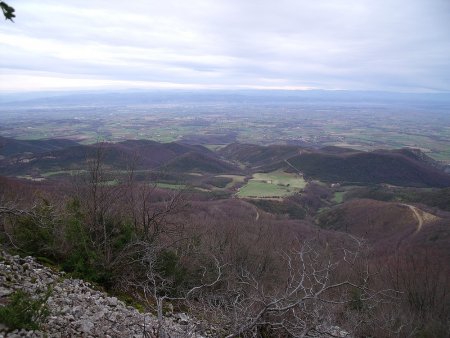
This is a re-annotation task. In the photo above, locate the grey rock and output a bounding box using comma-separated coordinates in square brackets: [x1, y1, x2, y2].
[76, 319, 94, 334]
[175, 313, 190, 325]
[0, 286, 12, 296]
[108, 296, 118, 307]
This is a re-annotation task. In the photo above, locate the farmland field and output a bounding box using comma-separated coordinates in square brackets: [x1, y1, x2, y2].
[237, 170, 306, 198]
[155, 182, 187, 190]
[332, 191, 346, 203]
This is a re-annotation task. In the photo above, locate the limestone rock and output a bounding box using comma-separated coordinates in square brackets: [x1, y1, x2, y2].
[0, 248, 214, 337]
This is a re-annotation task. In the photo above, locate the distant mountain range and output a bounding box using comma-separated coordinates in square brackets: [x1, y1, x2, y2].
[2, 89, 450, 107]
[0, 136, 79, 157]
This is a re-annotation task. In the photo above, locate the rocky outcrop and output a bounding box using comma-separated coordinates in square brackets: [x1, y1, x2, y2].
[0, 250, 212, 337]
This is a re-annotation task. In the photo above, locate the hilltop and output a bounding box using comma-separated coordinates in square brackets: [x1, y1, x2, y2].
[0, 138, 240, 177]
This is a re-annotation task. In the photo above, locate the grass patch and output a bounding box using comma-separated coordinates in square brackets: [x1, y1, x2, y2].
[333, 191, 346, 204]
[253, 171, 307, 189]
[0, 288, 51, 332]
[237, 170, 306, 198]
[237, 181, 289, 198]
[155, 182, 187, 190]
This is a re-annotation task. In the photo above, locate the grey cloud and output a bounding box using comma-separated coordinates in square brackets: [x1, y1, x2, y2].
[0, 0, 449, 92]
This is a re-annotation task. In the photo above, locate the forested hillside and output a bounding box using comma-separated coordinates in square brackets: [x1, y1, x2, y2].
[1, 141, 449, 337]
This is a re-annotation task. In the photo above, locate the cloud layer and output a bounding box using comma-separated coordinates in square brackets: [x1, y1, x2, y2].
[1, 0, 449, 92]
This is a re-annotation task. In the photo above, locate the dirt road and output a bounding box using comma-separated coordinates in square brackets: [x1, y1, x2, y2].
[399, 203, 438, 234]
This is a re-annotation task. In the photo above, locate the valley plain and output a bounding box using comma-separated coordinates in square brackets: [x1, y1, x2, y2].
[2, 91, 450, 163]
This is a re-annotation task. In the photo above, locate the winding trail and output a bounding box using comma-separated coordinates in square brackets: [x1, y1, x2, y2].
[401, 203, 424, 233]
[396, 204, 439, 250]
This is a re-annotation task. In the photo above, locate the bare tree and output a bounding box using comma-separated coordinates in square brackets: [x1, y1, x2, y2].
[115, 237, 226, 337]
[193, 237, 399, 338]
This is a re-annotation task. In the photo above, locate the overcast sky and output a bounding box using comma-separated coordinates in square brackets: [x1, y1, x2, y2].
[0, 0, 449, 92]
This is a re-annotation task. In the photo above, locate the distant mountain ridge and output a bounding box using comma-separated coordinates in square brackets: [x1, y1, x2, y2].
[0, 136, 79, 157]
[0, 138, 239, 176]
[219, 143, 302, 168]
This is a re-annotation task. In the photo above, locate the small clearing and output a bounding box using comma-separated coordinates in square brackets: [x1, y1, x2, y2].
[237, 170, 306, 199]
[333, 191, 346, 204]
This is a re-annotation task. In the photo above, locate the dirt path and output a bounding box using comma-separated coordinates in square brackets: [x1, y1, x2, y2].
[396, 204, 439, 250]
[400, 204, 425, 233]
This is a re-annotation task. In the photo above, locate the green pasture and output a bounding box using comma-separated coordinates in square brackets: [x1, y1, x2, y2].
[252, 171, 307, 189]
[155, 182, 186, 190]
[237, 170, 306, 198]
[332, 191, 346, 204]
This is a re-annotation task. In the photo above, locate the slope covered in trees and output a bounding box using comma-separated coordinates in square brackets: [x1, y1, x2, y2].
[0, 136, 449, 336]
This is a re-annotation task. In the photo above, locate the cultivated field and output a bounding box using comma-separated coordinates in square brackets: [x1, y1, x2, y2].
[237, 170, 306, 198]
